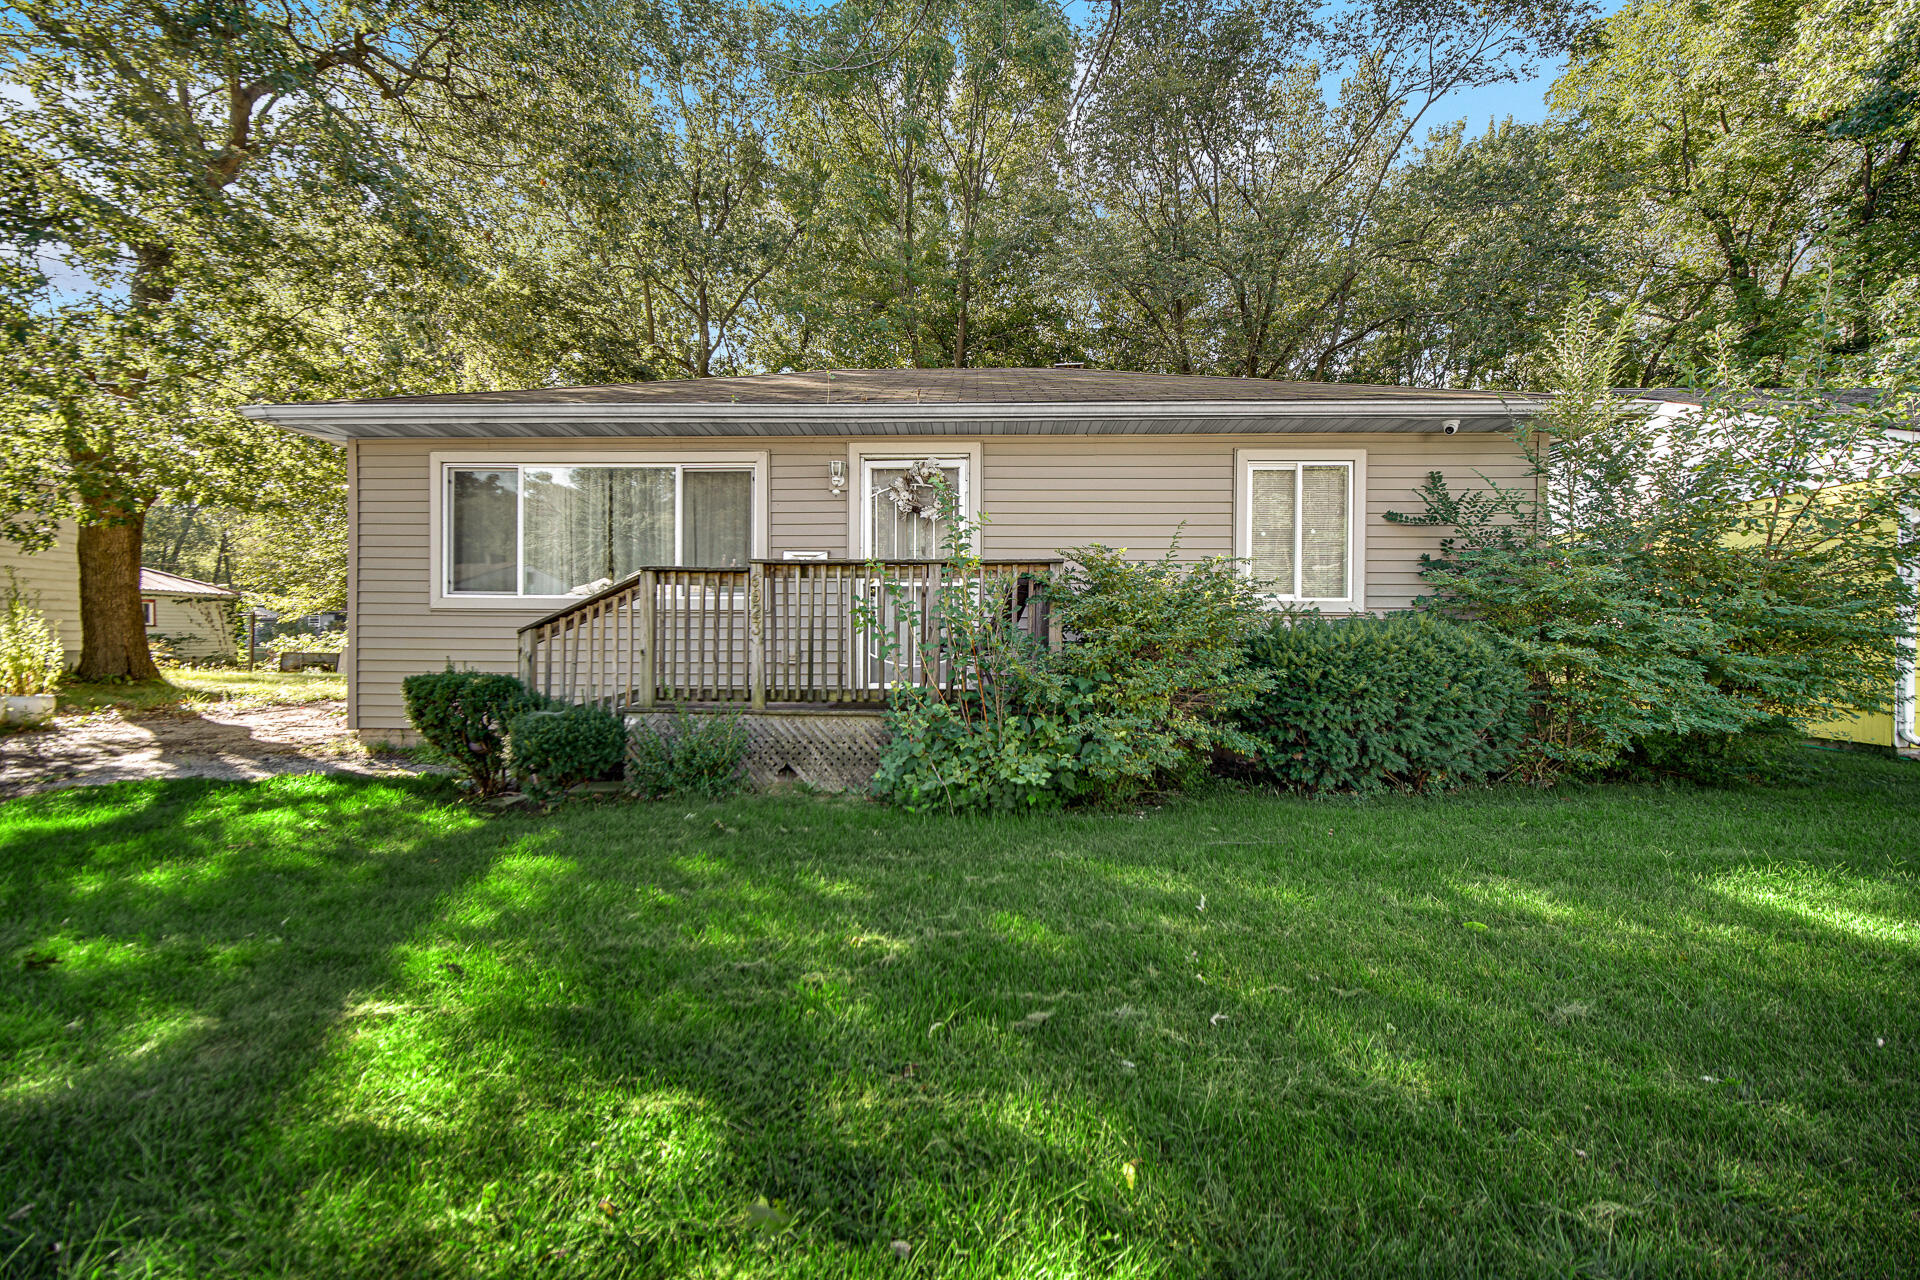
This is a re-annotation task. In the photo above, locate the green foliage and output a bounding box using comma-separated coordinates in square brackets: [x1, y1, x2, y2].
[400, 668, 549, 797]
[1234, 613, 1530, 794]
[1550, 0, 1919, 376]
[262, 630, 348, 657]
[870, 685, 1091, 813]
[626, 711, 750, 800]
[0, 578, 65, 696]
[507, 704, 628, 802]
[1390, 297, 1920, 781]
[872, 533, 1274, 812]
[1022, 541, 1274, 799]
[1617, 718, 1813, 786]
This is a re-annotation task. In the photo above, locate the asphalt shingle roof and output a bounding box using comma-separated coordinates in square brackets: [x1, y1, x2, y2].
[317, 367, 1536, 407]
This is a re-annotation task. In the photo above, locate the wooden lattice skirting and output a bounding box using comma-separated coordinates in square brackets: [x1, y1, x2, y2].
[626, 710, 890, 792]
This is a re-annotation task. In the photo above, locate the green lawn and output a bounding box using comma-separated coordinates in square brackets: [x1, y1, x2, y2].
[2, 757, 1917, 1278]
[54, 668, 346, 716]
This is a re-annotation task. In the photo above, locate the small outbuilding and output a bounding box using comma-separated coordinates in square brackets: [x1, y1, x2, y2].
[140, 568, 241, 664]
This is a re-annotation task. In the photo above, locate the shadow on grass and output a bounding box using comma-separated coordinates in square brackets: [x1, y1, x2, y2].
[2, 760, 1918, 1277]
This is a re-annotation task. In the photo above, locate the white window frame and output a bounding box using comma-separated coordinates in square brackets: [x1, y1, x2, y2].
[847, 441, 983, 558]
[141, 598, 157, 628]
[1234, 446, 1366, 611]
[428, 450, 769, 609]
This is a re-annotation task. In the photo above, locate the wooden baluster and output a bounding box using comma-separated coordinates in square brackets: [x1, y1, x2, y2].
[638, 571, 657, 708]
[748, 562, 766, 709]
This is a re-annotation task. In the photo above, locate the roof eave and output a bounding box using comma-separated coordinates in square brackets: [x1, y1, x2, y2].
[240, 397, 1548, 443]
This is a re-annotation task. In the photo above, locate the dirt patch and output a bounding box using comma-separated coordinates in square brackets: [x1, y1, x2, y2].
[0, 701, 431, 800]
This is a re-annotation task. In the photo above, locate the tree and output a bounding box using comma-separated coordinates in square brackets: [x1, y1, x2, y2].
[0, 0, 509, 678]
[771, 0, 1078, 369]
[1549, 0, 1919, 378]
[1072, 0, 1588, 379]
[1389, 297, 1920, 778]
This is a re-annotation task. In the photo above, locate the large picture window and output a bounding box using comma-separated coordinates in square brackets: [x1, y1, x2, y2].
[442, 461, 757, 599]
[1237, 452, 1363, 606]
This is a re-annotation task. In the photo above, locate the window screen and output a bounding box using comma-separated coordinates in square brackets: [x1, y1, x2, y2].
[1247, 462, 1351, 600]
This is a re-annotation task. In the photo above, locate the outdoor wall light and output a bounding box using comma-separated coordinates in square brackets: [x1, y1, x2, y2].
[829, 459, 848, 493]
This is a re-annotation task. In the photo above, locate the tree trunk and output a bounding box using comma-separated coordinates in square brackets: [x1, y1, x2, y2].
[76, 514, 160, 681]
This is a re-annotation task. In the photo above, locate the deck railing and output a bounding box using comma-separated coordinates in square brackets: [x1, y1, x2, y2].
[517, 559, 1060, 712]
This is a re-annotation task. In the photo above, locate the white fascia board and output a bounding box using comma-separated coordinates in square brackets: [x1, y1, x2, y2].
[240, 397, 1546, 442]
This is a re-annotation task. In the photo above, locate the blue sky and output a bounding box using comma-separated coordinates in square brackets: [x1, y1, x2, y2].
[1451, 64, 1563, 136]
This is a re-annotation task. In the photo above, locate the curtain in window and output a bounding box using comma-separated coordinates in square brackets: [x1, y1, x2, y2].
[684, 470, 753, 566]
[521, 467, 675, 595]
[1299, 465, 1349, 598]
[1249, 466, 1296, 591]
[448, 469, 519, 593]
[1249, 464, 1349, 598]
[868, 463, 961, 559]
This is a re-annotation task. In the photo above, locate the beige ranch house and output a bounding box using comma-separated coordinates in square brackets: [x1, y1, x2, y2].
[244, 368, 1544, 746]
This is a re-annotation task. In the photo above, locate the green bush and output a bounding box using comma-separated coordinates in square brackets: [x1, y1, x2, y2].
[871, 686, 1093, 813]
[0, 586, 65, 697]
[400, 668, 549, 796]
[1234, 612, 1530, 794]
[1615, 718, 1809, 786]
[869, 540, 1276, 812]
[627, 711, 750, 800]
[507, 704, 628, 800]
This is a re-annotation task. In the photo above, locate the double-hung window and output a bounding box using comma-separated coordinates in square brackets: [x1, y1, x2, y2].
[1237, 450, 1364, 608]
[437, 456, 764, 602]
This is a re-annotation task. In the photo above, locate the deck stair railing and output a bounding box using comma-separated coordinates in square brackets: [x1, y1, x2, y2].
[517, 559, 1060, 712]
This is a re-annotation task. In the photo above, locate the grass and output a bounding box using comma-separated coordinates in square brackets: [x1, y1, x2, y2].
[2, 756, 1917, 1278]
[54, 668, 347, 716]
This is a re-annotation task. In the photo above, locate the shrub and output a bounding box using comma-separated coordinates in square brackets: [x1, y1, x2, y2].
[1234, 612, 1530, 794]
[627, 711, 750, 800]
[1614, 717, 1809, 786]
[400, 668, 549, 796]
[507, 704, 627, 801]
[0, 584, 65, 697]
[871, 685, 1092, 813]
[264, 629, 348, 656]
[867, 538, 1276, 812]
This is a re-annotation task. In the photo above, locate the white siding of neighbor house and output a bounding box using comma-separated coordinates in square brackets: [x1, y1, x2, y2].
[146, 594, 238, 662]
[347, 430, 1532, 737]
[0, 520, 82, 662]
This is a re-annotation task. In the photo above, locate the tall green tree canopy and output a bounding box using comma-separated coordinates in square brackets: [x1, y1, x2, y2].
[0, 1, 523, 675]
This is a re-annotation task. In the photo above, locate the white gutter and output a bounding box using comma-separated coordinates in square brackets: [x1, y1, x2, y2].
[240, 396, 1550, 442]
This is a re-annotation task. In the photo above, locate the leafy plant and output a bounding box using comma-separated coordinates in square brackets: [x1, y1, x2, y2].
[1389, 297, 1920, 782]
[1233, 612, 1530, 794]
[1616, 718, 1812, 787]
[507, 704, 628, 802]
[0, 578, 66, 697]
[627, 711, 750, 800]
[866, 495, 1275, 810]
[400, 668, 550, 797]
[263, 629, 348, 656]
[871, 685, 1092, 813]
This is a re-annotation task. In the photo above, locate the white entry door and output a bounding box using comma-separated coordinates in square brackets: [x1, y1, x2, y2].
[856, 457, 970, 687]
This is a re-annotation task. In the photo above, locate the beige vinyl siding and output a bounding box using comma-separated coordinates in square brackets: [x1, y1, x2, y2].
[146, 594, 238, 661]
[0, 520, 82, 662]
[349, 431, 1529, 736]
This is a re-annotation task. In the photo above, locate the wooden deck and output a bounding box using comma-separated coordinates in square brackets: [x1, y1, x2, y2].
[517, 559, 1059, 713]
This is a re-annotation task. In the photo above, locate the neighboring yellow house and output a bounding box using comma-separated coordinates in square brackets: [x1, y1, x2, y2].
[1630, 388, 1919, 752]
